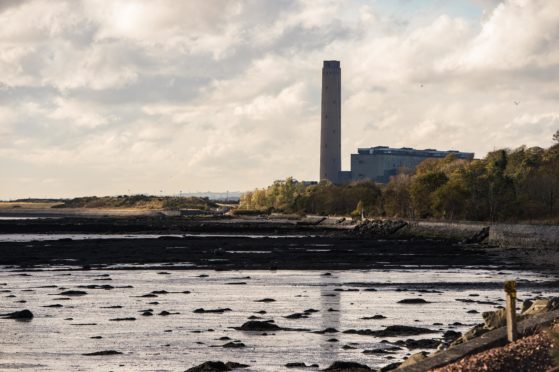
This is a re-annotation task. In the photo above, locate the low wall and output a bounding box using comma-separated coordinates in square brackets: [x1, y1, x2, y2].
[489, 224, 559, 249]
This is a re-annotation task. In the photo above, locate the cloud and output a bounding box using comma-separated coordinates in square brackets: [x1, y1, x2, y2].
[1, 0, 559, 198]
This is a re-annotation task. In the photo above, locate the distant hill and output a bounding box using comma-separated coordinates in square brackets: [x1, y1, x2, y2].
[53, 195, 218, 210]
[180, 192, 241, 201]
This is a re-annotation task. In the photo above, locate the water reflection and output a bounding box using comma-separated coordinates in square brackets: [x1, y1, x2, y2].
[320, 273, 341, 365]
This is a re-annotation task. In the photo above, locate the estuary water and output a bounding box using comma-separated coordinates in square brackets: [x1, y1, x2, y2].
[0, 268, 558, 371]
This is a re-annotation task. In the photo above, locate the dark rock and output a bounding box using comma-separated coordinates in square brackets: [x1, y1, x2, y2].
[361, 314, 386, 320]
[83, 350, 122, 356]
[343, 325, 434, 337]
[455, 298, 498, 305]
[353, 219, 408, 238]
[1, 309, 34, 320]
[90, 336, 103, 339]
[467, 309, 479, 314]
[323, 361, 374, 371]
[363, 349, 395, 354]
[194, 308, 232, 314]
[395, 338, 440, 349]
[59, 290, 87, 296]
[159, 311, 179, 316]
[286, 362, 307, 368]
[237, 321, 281, 331]
[222, 341, 245, 348]
[184, 361, 240, 371]
[42, 304, 63, 308]
[313, 328, 338, 334]
[443, 330, 462, 342]
[398, 298, 431, 304]
[109, 317, 136, 321]
[100, 305, 123, 309]
[77, 285, 114, 290]
[255, 298, 275, 303]
[284, 313, 308, 319]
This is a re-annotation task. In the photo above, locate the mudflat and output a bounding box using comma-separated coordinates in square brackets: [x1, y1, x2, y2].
[0, 216, 535, 271]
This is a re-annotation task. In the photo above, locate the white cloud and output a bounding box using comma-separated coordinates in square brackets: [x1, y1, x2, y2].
[1, 0, 559, 198]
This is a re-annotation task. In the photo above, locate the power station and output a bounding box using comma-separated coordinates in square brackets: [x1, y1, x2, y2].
[318, 60, 474, 184]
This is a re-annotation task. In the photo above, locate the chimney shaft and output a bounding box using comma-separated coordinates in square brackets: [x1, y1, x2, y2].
[320, 60, 341, 183]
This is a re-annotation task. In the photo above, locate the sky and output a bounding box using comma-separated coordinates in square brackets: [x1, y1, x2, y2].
[1, 0, 559, 199]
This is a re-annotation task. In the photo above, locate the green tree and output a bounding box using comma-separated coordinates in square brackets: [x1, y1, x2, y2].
[383, 174, 413, 218]
[410, 171, 449, 218]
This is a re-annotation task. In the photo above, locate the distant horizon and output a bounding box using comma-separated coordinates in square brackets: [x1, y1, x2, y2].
[2, 0, 559, 198]
[2, 191, 244, 202]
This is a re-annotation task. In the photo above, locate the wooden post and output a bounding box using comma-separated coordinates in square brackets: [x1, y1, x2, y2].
[504, 280, 517, 342]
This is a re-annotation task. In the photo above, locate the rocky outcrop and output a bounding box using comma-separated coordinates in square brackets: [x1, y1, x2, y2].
[343, 325, 435, 337]
[0, 309, 34, 320]
[398, 351, 429, 369]
[236, 321, 281, 331]
[323, 361, 374, 371]
[353, 219, 408, 237]
[185, 361, 249, 372]
[463, 226, 490, 244]
[82, 350, 122, 356]
[450, 297, 559, 347]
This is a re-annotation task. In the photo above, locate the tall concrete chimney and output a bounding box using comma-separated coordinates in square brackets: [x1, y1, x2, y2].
[320, 60, 341, 183]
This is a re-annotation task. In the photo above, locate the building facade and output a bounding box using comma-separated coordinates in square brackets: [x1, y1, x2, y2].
[349, 146, 475, 183]
[319, 60, 341, 184]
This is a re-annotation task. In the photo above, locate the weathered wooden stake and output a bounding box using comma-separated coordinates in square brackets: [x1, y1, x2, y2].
[504, 280, 517, 342]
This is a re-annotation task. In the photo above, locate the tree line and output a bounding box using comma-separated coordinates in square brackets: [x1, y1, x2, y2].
[240, 132, 559, 222]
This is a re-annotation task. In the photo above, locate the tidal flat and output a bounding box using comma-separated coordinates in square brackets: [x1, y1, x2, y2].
[1, 267, 559, 371]
[0, 217, 557, 371]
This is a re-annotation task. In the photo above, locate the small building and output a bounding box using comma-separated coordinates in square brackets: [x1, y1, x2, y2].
[346, 146, 474, 184]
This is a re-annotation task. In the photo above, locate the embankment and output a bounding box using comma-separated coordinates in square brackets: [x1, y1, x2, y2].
[489, 223, 559, 248]
[379, 220, 558, 249]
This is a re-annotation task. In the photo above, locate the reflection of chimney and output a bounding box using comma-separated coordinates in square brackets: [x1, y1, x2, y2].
[320, 275, 341, 362]
[320, 60, 341, 183]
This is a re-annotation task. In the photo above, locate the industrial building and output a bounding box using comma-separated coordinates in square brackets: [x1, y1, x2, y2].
[318, 60, 474, 184]
[346, 146, 474, 183]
